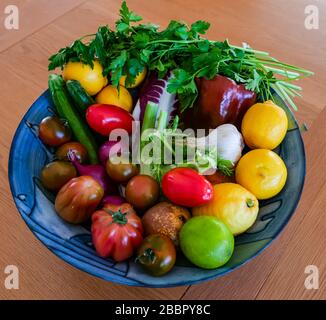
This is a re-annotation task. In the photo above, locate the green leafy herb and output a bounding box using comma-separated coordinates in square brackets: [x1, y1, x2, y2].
[48, 1, 313, 111]
[216, 157, 234, 176]
[190, 20, 210, 35]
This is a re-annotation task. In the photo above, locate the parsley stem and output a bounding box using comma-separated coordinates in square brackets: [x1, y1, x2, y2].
[229, 44, 269, 56]
[263, 66, 300, 78]
[77, 33, 96, 42]
[279, 81, 302, 91]
[281, 86, 296, 97]
[250, 58, 313, 76]
[272, 83, 298, 111]
[147, 39, 206, 45]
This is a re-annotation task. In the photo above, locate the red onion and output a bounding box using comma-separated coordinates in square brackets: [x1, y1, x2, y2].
[68, 151, 116, 195]
[98, 140, 122, 165]
[102, 195, 126, 207]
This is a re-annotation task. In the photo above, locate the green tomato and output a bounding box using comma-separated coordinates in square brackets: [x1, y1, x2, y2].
[180, 216, 234, 269]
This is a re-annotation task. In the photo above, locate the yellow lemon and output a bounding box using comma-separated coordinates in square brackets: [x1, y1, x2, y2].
[235, 149, 287, 200]
[95, 85, 133, 112]
[119, 67, 147, 88]
[192, 183, 259, 235]
[63, 60, 107, 96]
[241, 100, 288, 150]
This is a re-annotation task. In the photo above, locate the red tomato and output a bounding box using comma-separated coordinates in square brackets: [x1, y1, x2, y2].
[162, 168, 213, 207]
[86, 104, 133, 136]
[91, 203, 143, 262]
[205, 170, 235, 185]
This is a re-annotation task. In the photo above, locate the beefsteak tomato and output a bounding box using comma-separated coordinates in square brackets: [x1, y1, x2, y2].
[91, 203, 143, 261]
[55, 176, 104, 224]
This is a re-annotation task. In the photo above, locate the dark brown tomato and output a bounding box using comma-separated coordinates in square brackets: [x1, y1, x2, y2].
[106, 157, 139, 184]
[56, 142, 88, 163]
[125, 175, 160, 211]
[39, 116, 71, 147]
[40, 161, 77, 192]
[136, 234, 176, 276]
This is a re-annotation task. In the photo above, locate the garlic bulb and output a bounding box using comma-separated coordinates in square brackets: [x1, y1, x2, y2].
[196, 124, 244, 164]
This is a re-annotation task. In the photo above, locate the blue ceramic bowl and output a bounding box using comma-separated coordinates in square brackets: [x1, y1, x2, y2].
[8, 90, 305, 287]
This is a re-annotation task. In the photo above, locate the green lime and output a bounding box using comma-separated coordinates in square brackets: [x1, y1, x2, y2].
[180, 216, 234, 269]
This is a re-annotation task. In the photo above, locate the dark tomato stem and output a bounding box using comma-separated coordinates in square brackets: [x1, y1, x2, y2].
[136, 248, 157, 265]
[105, 208, 128, 225]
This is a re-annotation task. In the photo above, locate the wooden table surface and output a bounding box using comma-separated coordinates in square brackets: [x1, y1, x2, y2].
[0, 0, 325, 300]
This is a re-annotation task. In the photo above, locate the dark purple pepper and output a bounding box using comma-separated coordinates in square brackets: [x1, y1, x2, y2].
[181, 75, 256, 130]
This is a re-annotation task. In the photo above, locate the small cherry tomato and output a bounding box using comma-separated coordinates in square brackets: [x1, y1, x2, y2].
[91, 203, 143, 262]
[40, 161, 77, 192]
[136, 234, 176, 276]
[106, 157, 139, 183]
[86, 104, 134, 136]
[205, 170, 235, 184]
[55, 176, 104, 224]
[119, 67, 147, 88]
[125, 175, 160, 210]
[56, 142, 88, 163]
[63, 60, 107, 96]
[162, 168, 213, 207]
[39, 116, 71, 146]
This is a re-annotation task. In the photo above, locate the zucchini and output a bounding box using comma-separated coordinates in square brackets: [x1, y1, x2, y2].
[48, 74, 99, 164]
[66, 80, 95, 113]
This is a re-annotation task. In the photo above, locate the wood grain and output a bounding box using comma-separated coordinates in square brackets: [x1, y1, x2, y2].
[255, 107, 326, 300]
[0, 0, 325, 299]
[0, 0, 87, 52]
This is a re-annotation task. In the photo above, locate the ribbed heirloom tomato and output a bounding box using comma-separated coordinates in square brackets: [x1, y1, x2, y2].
[55, 176, 104, 224]
[161, 168, 213, 207]
[91, 203, 143, 262]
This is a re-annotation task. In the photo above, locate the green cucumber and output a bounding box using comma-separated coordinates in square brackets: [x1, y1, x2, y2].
[66, 80, 95, 113]
[48, 74, 99, 164]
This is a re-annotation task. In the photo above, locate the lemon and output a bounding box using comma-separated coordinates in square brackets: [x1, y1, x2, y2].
[95, 85, 133, 112]
[119, 67, 147, 88]
[235, 149, 287, 200]
[192, 183, 259, 235]
[63, 60, 107, 96]
[241, 100, 288, 150]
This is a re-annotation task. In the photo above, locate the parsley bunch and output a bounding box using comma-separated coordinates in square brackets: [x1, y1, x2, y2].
[49, 1, 313, 111]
